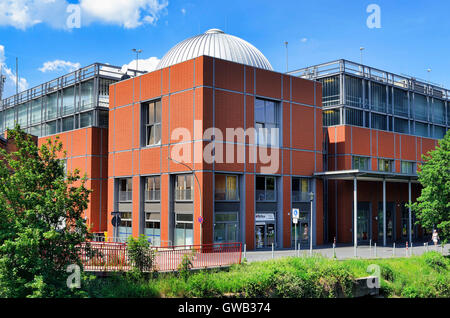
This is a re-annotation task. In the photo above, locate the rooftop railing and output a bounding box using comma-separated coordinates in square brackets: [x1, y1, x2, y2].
[0, 63, 146, 111]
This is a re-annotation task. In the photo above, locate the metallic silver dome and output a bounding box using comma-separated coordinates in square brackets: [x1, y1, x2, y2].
[156, 29, 273, 70]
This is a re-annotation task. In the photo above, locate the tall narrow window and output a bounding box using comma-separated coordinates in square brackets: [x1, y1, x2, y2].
[142, 100, 161, 146]
[145, 176, 161, 201]
[378, 159, 394, 172]
[175, 174, 193, 201]
[256, 176, 276, 201]
[292, 178, 309, 202]
[255, 98, 279, 147]
[215, 174, 239, 201]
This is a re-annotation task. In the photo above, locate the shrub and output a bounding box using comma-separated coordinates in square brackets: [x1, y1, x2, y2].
[127, 235, 155, 274]
[178, 249, 196, 281]
[423, 252, 448, 271]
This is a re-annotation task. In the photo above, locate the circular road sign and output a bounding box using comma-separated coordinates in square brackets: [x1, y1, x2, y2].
[111, 215, 121, 227]
[198, 216, 204, 224]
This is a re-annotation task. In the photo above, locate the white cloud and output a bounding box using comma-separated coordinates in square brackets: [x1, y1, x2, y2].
[79, 0, 169, 29]
[120, 56, 160, 73]
[0, 0, 169, 30]
[0, 45, 29, 97]
[38, 60, 81, 73]
[301, 38, 308, 43]
[181, 8, 186, 15]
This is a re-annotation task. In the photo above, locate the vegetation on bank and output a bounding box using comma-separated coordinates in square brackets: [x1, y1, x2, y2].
[82, 252, 450, 298]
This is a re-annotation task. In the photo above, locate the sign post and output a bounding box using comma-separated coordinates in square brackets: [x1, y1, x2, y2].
[292, 208, 299, 252]
[111, 211, 121, 243]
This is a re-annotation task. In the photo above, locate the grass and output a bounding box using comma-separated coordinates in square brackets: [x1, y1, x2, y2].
[83, 252, 450, 298]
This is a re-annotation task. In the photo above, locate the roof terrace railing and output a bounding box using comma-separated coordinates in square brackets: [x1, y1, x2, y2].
[289, 59, 449, 101]
[0, 63, 146, 111]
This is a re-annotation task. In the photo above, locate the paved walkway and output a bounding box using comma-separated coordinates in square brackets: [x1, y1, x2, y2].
[243, 242, 450, 262]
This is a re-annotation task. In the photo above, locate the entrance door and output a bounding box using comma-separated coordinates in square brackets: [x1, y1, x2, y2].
[378, 202, 395, 243]
[357, 209, 370, 242]
[255, 223, 276, 249]
[291, 212, 310, 247]
[400, 203, 417, 241]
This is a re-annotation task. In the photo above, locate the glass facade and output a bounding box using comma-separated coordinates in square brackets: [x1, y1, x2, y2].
[294, 60, 449, 139]
[0, 64, 136, 138]
[255, 98, 279, 147]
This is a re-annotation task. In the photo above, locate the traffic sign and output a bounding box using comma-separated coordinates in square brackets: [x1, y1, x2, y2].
[292, 208, 300, 219]
[111, 215, 121, 227]
[293, 218, 298, 224]
[198, 216, 204, 224]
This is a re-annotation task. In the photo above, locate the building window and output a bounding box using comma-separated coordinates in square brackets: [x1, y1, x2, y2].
[378, 159, 394, 172]
[414, 94, 428, 121]
[255, 98, 279, 147]
[256, 176, 276, 201]
[145, 176, 161, 201]
[214, 212, 239, 243]
[292, 178, 309, 202]
[142, 100, 161, 146]
[393, 88, 408, 117]
[372, 113, 387, 130]
[401, 161, 416, 175]
[175, 213, 193, 246]
[318, 76, 340, 107]
[175, 174, 193, 201]
[346, 108, 363, 127]
[433, 126, 446, 139]
[345, 75, 363, 108]
[215, 174, 239, 201]
[118, 178, 132, 202]
[323, 108, 341, 126]
[371, 82, 387, 113]
[144, 213, 160, 246]
[394, 118, 409, 134]
[352, 156, 370, 170]
[415, 122, 429, 137]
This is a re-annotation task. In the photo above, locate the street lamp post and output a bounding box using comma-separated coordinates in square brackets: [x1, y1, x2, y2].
[132, 48, 143, 71]
[168, 157, 203, 245]
[309, 191, 314, 256]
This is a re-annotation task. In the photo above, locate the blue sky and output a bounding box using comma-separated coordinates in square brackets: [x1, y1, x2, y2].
[1, 0, 449, 98]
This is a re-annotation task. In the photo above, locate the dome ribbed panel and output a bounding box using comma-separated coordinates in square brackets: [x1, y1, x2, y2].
[156, 29, 273, 71]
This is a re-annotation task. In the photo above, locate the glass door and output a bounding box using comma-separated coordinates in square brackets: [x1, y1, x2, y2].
[378, 202, 395, 243]
[267, 223, 275, 247]
[255, 224, 265, 249]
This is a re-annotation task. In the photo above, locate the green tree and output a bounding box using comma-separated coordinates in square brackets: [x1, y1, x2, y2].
[0, 126, 92, 297]
[408, 130, 450, 243]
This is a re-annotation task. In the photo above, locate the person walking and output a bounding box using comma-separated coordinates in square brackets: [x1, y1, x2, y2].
[432, 229, 439, 249]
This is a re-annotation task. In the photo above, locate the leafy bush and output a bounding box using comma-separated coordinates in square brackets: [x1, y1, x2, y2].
[177, 249, 195, 281]
[127, 235, 155, 274]
[423, 252, 447, 271]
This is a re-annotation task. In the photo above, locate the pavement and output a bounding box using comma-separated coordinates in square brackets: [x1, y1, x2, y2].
[243, 242, 450, 262]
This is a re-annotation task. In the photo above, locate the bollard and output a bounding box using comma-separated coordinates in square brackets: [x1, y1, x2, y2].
[374, 243, 377, 257]
[406, 241, 409, 257]
[393, 242, 396, 257]
[243, 244, 247, 259]
[411, 242, 413, 256]
[272, 243, 274, 259]
[369, 239, 372, 257]
[333, 242, 336, 259]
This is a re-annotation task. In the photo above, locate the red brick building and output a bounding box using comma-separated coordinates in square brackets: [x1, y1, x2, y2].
[1, 30, 448, 250]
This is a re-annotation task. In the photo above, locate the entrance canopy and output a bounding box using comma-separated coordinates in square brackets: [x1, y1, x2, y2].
[314, 169, 419, 183]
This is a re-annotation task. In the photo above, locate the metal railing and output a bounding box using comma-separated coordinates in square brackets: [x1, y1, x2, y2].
[79, 242, 242, 272]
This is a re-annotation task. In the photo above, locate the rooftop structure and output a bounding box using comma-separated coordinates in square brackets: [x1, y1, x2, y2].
[156, 29, 273, 71]
[289, 59, 449, 139]
[0, 63, 145, 138]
